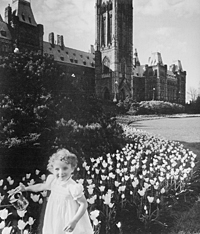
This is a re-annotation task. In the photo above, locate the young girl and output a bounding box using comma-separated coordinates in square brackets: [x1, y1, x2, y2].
[15, 148, 94, 234]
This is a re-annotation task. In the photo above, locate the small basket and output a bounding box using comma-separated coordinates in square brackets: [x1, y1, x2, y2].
[8, 192, 29, 211]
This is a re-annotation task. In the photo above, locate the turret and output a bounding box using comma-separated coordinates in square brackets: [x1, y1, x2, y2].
[133, 48, 140, 67]
[5, 4, 12, 25]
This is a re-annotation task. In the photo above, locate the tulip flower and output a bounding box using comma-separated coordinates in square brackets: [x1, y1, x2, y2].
[35, 169, 40, 175]
[0, 221, 5, 229]
[0, 209, 10, 220]
[2, 227, 12, 234]
[18, 220, 27, 230]
[17, 210, 27, 218]
[90, 210, 100, 221]
[27, 217, 35, 226]
[30, 194, 40, 202]
[26, 174, 31, 179]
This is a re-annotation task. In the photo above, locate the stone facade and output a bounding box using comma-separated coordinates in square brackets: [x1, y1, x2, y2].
[133, 51, 186, 104]
[0, 0, 186, 104]
[95, 0, 133, 101]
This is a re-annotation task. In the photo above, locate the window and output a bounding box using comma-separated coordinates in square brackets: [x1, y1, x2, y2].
[121, 59, 126, 75]
[28, 17, 31, 23]
[102, 57, 110, 74]
[22, 14, 25, 21]
[0, 30, 6, 37]
[60, 56, 64, 61]
[101, 16, 106, 46]
[108, 14, 112, 44]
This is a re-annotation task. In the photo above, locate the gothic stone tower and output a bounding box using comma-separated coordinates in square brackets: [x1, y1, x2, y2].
[95, 0, 133, 101]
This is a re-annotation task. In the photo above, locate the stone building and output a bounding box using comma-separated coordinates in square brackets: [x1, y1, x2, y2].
[133, 50, 186, 104]
[0, 0, 186, 104]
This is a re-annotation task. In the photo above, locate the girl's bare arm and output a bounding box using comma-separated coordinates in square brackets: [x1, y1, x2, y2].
[15, 174, 54, 193]
[64, 195, 88, 232]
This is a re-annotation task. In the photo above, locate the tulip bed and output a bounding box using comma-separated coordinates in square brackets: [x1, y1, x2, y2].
[0, 125, 197, 234]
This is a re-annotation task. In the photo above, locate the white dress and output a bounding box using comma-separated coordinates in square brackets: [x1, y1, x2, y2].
[42, 175, 94, 234]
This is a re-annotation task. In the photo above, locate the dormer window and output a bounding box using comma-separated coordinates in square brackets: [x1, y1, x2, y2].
[0, 30, 6, 37]
[22, 14, 25, 21]
[28, 17, 31, 23]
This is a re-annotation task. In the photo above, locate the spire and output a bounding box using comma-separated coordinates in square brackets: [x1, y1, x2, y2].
[133, 48, 140, 67]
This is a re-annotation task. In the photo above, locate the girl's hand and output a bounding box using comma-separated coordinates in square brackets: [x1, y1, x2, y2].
[13, 183, 26, 193]
[64, 220, 77, 233]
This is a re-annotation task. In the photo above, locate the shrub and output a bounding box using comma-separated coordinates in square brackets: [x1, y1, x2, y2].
[53, 117, 125, 166]
[135, 101, 185, 115]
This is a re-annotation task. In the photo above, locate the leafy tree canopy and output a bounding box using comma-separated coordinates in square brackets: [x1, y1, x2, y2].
[0, 51, 104, 148]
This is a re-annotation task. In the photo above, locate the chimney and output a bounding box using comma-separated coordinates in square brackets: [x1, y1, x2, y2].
[90, 45, 95, 54]
[57, 35, 64, 50]
[5, 4, 12, 25]
[49, 32, 54, 47]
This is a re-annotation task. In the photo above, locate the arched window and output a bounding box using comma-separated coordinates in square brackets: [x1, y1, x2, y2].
[102, 56, 110, 74]
[101, 15, 106, 46]
[119, 89, 125, 100]
[121, 58, 126, 75]
[103, 88, 110, 100]
[108, 13, 112, 45]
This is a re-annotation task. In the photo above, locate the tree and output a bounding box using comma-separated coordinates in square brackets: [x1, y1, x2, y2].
[0, 51, 120, 150]
[0, 51, 103, 148]
[187, 87, 198, 103]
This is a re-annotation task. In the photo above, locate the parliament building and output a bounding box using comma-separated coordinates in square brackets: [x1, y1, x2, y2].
[0, 0, 186, 104]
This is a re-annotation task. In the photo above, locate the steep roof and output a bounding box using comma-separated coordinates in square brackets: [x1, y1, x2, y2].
[0, 15, 3, 22]
[133, 65, 145, 77]
[169, 60, 183, 73]
[148, 52, 163, 66]
[0, 20, 12, 40]
[12, 0, 37, 26]
[43, 41, 95, 68]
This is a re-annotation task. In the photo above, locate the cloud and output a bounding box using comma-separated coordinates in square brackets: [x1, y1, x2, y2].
[171, 0, 200, 16]
[135, 0, 168, 16]
[32, 0, 95, 50]
[135, 0, 200, 16]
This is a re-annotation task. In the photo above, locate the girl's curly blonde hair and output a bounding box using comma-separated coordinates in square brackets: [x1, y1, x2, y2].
[47, 148, 78, 173]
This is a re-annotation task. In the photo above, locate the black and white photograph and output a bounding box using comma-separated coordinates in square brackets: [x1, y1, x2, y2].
[0, 0, 200, 233]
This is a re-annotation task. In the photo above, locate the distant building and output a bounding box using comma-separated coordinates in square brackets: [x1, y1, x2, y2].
[0, 0, 186, 104]
[133, 50, 186, 104]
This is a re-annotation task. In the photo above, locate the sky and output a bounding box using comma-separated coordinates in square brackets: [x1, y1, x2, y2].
[0, 0, 200, 102]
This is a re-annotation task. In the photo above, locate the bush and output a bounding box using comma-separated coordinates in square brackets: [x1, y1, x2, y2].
[135, 101, 185, 115]
[53, 117, 125, 166]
